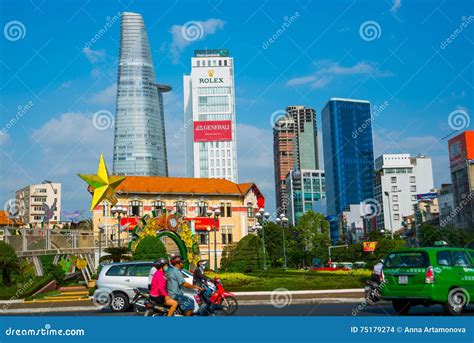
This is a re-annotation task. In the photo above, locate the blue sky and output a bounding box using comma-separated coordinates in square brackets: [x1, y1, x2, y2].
[0, 0, 472, 216]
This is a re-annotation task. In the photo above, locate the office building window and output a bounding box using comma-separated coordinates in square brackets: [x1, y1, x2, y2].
[393, 204, 399, 211]
[394, 213, 400, 220]
[247, 203, 254, 218]
[410, 185, 416, 192]
[411, 195, 417, 201]
[391, 186, 398, 192]
[153, 201, 165, 213]
[410, 176, 416, 183]
[391, 177, 397, 183]
[392, 195, 398, 202]
[175, 201, 187, 216]
[226, 203, 232, 217]
[221, 226, 233, 245]
[220, 203, 225, 217]
[128, 201, 142, 216]
[199, 232, 209, 245]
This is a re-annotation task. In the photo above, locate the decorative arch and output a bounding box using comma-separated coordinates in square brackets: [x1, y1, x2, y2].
[155, 231, 189, 269]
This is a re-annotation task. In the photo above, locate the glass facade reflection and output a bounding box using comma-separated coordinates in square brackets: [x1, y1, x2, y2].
[113, 12, 169, 176]
[322, 98, 375, 218]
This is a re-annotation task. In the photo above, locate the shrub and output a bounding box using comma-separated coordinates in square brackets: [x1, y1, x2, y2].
[220, 235, 262, 273]
[0, 242, 19, 287]
[133, 236, 167, 261]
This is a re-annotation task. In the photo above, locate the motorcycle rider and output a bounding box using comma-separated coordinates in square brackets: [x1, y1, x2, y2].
[149, 257, 177, 317]
[372, 259, 384, 283]
[193, 260, 211, 287]
[168, 255, 203, 316]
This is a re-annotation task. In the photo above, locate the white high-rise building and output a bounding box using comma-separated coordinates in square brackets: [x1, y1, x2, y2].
[374, 154, 434, 233]
[184, 49, 238, 183]
[14, 182, 61, 225]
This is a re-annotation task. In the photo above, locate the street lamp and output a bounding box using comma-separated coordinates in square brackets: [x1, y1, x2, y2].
[207, 206, 221, 271]
[206, 226, 211, 266]
[276, 213, 289, 270]
[98, 223, 105, 265]
[255, 208, 270, 271]
[111, 205, 127, 247]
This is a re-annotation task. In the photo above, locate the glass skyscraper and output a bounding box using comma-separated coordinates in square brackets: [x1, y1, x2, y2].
[322, 98, 374, 240]
[113, 12, 170, 176]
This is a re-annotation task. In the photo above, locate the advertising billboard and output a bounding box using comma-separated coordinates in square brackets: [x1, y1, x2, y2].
[363, 241, 378, 252]
[185, 217, 220, 231]
[448, 131, 474, 167]
[194, 120, 232, 142]
[416, 193, 438, 201]
[192, 67, 231, 88]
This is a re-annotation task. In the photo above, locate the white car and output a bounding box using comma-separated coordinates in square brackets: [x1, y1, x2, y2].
[95, 261, 194, 312]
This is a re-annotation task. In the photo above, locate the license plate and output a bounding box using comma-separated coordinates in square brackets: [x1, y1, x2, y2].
[398, 275, 408, 284]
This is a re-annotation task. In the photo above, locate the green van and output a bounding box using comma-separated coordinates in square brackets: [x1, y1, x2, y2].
[380, 243, 474, 315]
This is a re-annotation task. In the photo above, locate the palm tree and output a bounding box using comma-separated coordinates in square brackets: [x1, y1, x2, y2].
[99, 247, 132, 263]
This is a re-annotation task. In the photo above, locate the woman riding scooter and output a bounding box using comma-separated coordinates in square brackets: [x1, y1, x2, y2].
[149, 258, 178, 317]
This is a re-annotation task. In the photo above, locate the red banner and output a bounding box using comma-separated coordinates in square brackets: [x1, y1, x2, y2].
[120, 217, 140, 231]
[363, 241, 378, 252]
[194, 120, 232, 142]
[185, 217, 220, 231]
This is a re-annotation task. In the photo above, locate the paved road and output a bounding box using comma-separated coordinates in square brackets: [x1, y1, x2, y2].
[4, 302, 474, 316]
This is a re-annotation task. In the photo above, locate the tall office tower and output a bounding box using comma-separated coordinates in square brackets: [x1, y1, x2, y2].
[448, 131, 474, 229]
[273, 106, 319, 215]
[321, 98, 375, 240]
[374, 154, 434, 233]
[113, 12, 170, 176]
[184, 49, 238, 183]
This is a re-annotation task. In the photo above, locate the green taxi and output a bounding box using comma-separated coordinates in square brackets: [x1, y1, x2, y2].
[380, 242, 474, 315]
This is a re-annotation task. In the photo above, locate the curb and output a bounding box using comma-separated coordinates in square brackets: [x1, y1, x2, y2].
[233, 289, 364, 296]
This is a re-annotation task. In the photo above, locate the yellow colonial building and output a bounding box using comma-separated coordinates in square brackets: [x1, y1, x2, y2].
[91, 176, 264, 268]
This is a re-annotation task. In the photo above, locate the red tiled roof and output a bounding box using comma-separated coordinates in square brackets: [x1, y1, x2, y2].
[116, 176, 256, 197]
[0, 211, 22, 226]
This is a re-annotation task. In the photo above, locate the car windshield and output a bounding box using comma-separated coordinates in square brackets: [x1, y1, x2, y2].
[384, 251, 429, 268]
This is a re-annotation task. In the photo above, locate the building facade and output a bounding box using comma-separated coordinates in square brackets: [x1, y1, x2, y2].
[448, 131, 474, 229]
[285, 169, 325, 225]
[273, 106, 319, 215]
[113, 12, 170, 176]
[14, 182, 61, 225]
[321, 98, 374, 241]
[184, 49, 238, 183]
[91, 176, 263, 269]
[374, 154, 434, 233]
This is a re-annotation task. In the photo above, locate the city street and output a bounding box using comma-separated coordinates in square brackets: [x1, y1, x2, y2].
[3, 302, 474, 316]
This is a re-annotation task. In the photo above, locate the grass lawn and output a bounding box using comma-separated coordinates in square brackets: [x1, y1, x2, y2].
[208, 269, 371, 292]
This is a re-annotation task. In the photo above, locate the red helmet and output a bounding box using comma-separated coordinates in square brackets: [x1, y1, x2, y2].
[170, 255, 184, 265]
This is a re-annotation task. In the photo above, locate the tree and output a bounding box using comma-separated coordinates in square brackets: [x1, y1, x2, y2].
[0, 242, 19, 287]
[133, 236, 167, 261]
[259, 222, 283, 268]
[100, 247, 132, 263]
[418, 224, 474, 247]
[220, 235, 262, 272]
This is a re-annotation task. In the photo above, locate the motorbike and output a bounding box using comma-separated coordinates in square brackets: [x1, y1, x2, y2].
[364, 280, 381, 305]
[207, 277, 238, 315]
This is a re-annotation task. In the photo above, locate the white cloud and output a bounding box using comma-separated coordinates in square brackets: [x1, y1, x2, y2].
[390, 0, 402, 16]
[164, 19, 225, 63]
[82, 47, 107, 63]
[287, 61, 393, 88]
[90, 84, 117, 105]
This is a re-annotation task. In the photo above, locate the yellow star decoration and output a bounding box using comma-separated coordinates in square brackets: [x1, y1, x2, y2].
[78, 154, 126, 211]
